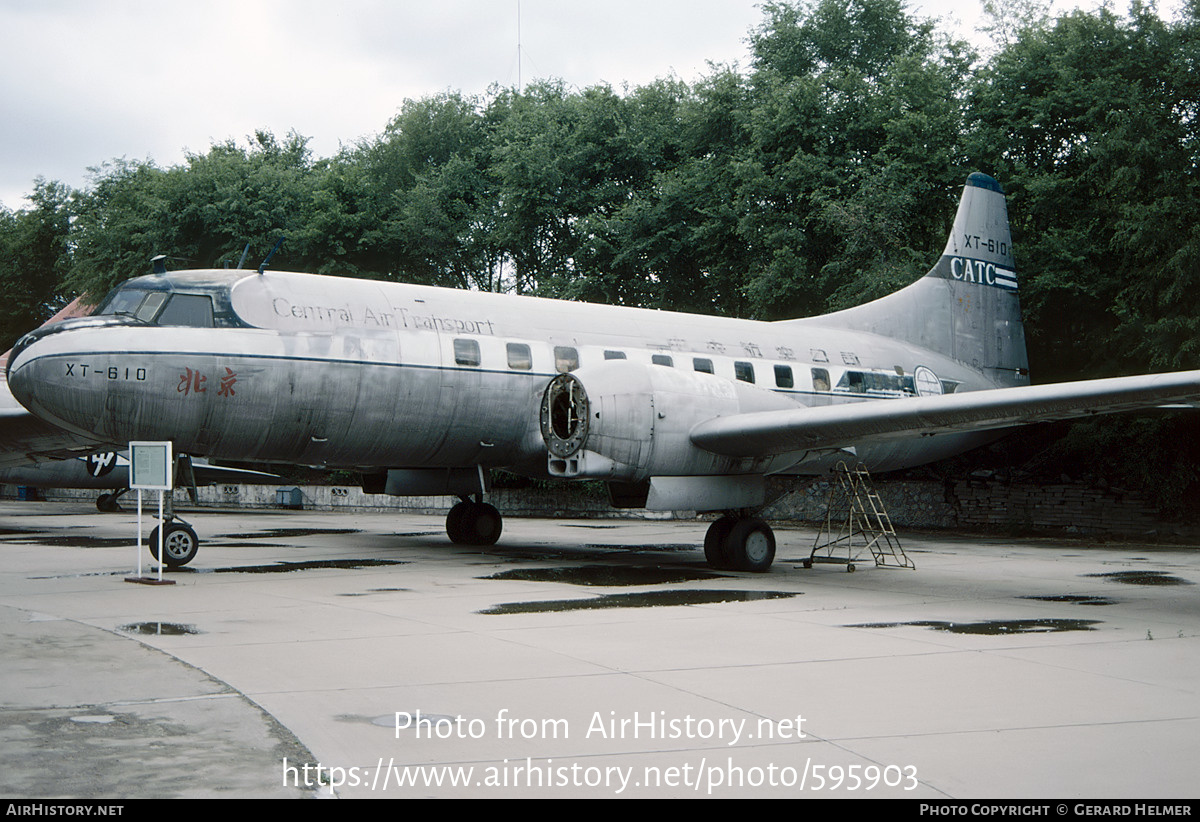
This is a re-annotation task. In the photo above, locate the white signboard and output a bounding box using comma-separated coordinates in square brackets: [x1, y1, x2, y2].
[129, 441, 173, 491]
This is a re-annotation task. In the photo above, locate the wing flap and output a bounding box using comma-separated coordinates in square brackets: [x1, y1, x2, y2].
[689, 371, 1200, 458]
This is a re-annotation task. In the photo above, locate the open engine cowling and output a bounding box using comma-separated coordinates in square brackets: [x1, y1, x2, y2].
[539, 361, 804, 481]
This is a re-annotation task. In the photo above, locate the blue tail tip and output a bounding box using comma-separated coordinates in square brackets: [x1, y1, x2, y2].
[967, 172, 1004, 194]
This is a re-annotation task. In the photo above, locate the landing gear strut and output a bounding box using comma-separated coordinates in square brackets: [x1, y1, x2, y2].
[446, 496, 503, 546]
[704, 514, 776, 572]
[140, 453, 202, 567]
[96, 488, 129, 513]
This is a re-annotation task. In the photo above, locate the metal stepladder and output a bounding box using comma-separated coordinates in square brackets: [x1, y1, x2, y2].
[805, 461, 915, 572]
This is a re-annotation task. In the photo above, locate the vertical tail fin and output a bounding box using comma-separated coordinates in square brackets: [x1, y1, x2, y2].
[803, 173, 1029, 387]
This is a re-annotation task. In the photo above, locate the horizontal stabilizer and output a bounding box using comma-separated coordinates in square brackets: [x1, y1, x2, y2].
[689, 371, 1200, 458]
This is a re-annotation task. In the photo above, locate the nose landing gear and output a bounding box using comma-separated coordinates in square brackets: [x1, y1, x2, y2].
[145, 518, 199, 567]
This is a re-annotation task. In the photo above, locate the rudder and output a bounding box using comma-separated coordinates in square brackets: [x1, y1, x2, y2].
[794, 173, 1029, 388]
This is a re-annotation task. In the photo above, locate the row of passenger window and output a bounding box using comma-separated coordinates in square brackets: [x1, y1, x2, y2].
[450, 337, 860, 393]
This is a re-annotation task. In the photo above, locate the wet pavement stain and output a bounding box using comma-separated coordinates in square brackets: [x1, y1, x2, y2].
[205, 542, 293, 548]
[216, 528, 362, 539]
[480, 589, 797, 614]
[847, 619, 1100, 634]
[200, 558, 407, 574]
[1020, 595, 1116, 606]
[7, 535, 138, 548]
[369, 712, 461, 730]
[118, 622, 201, 636]
[1083, 571, 1194, 586]
[338, 587, 413, 597]
[482, 546, 696, 563]
[482, 565, 725, 586]
[30, 558, 407, 578]
[583, 544, 698, 553]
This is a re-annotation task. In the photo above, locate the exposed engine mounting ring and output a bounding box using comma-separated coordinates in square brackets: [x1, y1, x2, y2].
[540, 373, 589, 458]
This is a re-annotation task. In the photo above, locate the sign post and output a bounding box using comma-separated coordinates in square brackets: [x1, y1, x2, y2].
[126, 441, 175, 586]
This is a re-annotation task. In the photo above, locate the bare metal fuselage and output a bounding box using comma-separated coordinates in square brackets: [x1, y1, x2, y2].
[7, 269, 996, 478]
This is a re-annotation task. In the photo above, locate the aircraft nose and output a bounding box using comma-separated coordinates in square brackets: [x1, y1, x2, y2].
[7, 334, 72, 429]
[6, 321, 117, 439]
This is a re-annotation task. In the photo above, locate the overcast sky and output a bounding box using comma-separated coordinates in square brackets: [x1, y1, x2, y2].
[0, 0, 1170, 211]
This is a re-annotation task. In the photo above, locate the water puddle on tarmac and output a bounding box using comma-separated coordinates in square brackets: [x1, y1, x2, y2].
[118, 622, 201, 636]
[482, 565, 724, 586]
[7, 535, 137, 548]
[583, 544, 698, 553]
[1020, 595, 1116, 606]
[847, 619, 1100, 634]
[197, 558, 406, 574]
[480, 589, 797, 614]
[216, 528, 362, 539]
[1083, 571, 1193, 586]
[338, 587, 412, 597]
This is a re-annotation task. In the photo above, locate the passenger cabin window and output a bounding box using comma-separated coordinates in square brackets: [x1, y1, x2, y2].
[554, 346, 579, 373]
[693, 358, 714, 374]
[774, 364, 794, 389]
[734, 361, 755, 383]
[155, 294, 214, 328]
[651, 354, 673, 367]
[604, 350, 627, 360]
[454, 338, 481, 367]
[506, 342, 532, 370]
[811, 368, 831, 392]
[835, 370, 913, 395]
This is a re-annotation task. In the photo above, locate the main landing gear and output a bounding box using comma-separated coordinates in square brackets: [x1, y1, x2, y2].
[446, 495, 503, 546]
[704, 514, 776, 573]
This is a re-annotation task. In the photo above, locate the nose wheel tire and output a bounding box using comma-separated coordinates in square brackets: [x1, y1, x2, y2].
[147, 522, 199, 567]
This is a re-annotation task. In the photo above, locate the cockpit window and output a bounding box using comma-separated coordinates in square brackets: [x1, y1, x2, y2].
[95, 287, 215, 328]
[155, 294, 215, 328]
[96, 288, 151, 317]
[135, 292, 168, 321]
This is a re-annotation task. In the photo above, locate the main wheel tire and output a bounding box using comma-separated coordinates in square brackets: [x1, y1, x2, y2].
[147, 522, 199, 567]
[724, 518, 776, 573]
[446, 502, 472, 544]
[703, 516, 736, 570]
[462, 502, 503, 546]
[446, 501, 503, 546]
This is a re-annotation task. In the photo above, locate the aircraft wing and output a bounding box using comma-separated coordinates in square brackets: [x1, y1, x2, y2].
[690, 370, 1200, 458]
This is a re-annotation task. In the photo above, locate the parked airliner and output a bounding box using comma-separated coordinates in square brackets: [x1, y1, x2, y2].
[8, 173, 1200, 570]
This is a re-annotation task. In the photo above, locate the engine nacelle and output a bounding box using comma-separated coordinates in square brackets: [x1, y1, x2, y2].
[539, 361, 803, 481]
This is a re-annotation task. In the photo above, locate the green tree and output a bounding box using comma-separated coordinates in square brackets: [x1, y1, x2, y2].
[68, 131, 321, 298]
[0, 180, 73, 349]
[967, 3, 1200, 380]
